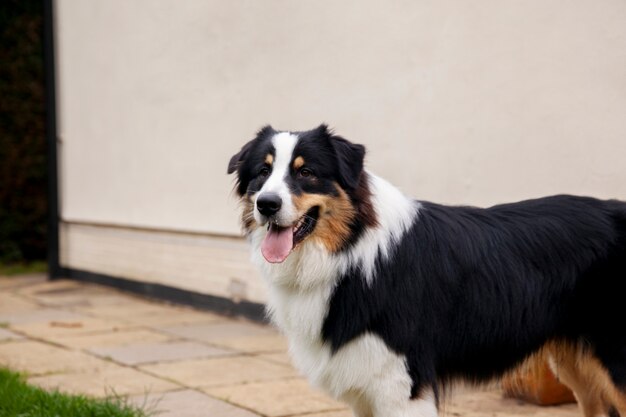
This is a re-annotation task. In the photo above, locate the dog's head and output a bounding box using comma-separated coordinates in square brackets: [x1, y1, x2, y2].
[228, 125, 375, 263]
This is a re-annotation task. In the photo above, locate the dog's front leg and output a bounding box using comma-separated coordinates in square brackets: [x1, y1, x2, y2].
[344, 391, 438, 417]
[370, 388, 439, 417]
[351, 404, 373, 417]
[341, 390, 373, 417]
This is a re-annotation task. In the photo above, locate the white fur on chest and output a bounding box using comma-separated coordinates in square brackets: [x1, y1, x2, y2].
[256, 252, 434, 416]
[264, 272, 413, 403]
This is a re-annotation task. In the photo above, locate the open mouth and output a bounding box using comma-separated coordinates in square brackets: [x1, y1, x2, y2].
[261, 206, 319, 263]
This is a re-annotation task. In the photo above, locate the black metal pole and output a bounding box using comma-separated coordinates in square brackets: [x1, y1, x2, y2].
[44, 0, 61, 279]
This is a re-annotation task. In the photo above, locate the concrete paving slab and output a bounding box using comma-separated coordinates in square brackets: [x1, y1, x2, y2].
[214, 333, 288, 353]
[0, 340, 110, 375]
[159, 321, 275, 340]
[76, 301, 191, 318]
[0, 274, 46, 290]
[0, 308, 88, 325]
[123, 309, 226, 327]
[11, 316, 133, 338]
[158, 321, 286, 352]
[130, 389, 261, 417]
[0, 327, 24, 341]
[15, 279, 87, 296]
[298, 411, 351, 417]
[45, 328, 175, 349]
[0, 293, 40, 313]
[76, 300, 225, 325]
[204, 378, 346, 417]
[90, 341, 233, 365]
[29, 291, 133, 309]
[28, 365, 180, 398]
[16, 279, 136, 308]
[58, 294, 144, 308]
[141, 356, 297, 388]
[255, 352, 292, 367]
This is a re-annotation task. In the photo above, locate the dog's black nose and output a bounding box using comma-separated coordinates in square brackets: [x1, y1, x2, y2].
[257, 193, 282, 217]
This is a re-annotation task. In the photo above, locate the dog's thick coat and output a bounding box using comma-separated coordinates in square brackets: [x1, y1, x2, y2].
[228, 125, 626, 417]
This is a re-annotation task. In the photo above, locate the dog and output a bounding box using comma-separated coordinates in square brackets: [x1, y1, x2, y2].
[227, 124, 626, 417]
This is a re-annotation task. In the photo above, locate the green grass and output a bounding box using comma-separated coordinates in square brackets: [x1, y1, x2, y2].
[0, 368, 150, 417]
[0, 261, 47, 276]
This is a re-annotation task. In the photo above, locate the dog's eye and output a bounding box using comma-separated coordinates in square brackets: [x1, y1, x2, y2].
[259, 167, 270, 178]
[298, 168, 313, 178]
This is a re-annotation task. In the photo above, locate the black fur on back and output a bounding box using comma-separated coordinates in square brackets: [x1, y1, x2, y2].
[322, 195, 626, 399]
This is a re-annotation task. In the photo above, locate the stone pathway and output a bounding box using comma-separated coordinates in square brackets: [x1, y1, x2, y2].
[0, 274, 580, 417]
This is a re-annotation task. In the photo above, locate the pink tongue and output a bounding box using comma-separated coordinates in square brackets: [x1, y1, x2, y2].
[261, 224, 294, 263]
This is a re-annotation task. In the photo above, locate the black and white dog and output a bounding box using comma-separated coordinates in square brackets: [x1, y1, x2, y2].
[228, 125, 626, 417]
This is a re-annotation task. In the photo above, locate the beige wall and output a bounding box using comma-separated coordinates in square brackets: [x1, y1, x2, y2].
[55, 0, 626, 299]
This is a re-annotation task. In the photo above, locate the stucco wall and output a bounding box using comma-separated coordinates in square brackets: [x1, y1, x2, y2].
[55, 0, 626, 301]
[56, 0, 626, 237]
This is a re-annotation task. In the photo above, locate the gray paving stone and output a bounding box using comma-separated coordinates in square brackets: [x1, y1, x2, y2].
[204, 378, 346, 417]
[255, 352, 292, 367]
[0, 340, 110, 375]
[16, 279, 86, 296]
[37, 294, 139, 308]
[140, 356, 297, 388]
[157, 321, 287, 352]
[0, 293, 40, 313]
[0, 309, 88, 325]
[76, 300, 226, 327]
[130, 389, 261, 417]
[46, 328, 174, 349]
[89, 341, 233, 365]
[158, 321, 275, 340]
[301, 411, 352, 417]
[0, 328, 23, 341]
[29, 365, 180, 398]
[16, 279, 136, 309]
[11, 316, 133, 338]
[0, 274, 46, 290]
[29, 289, 131, 308]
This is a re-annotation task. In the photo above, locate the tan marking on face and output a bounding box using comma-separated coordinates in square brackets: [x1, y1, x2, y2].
[265, 154, 274, 165]
[240, 197, 258, 233]
[293, 156, 305, 170]
[292, 184, 356, 252]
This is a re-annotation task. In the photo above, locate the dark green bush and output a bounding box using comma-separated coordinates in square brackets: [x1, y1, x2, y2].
[0, 0, 47, 263]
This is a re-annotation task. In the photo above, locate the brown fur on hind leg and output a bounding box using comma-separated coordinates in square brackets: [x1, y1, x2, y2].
[545, 341, 626, 417]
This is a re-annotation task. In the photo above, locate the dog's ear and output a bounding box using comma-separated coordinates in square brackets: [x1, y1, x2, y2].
[330, 134, 366, 191]
[227, 125, 274, 174]
[227, 140, 253, 174]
